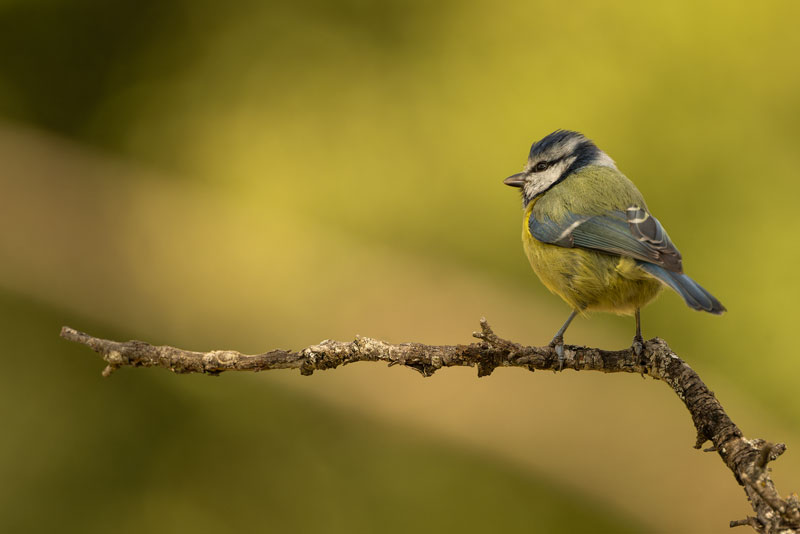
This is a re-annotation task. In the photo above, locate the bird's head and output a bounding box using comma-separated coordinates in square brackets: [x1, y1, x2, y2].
[504, 130, 617, 206]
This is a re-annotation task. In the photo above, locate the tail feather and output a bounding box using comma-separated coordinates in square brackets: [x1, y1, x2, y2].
[639, 263, 726, 315]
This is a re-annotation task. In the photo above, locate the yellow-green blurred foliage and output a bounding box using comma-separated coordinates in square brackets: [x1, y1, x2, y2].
[2, 1, 799, 533]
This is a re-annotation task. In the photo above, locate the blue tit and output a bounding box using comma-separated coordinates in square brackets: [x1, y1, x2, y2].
[503, 130, 724, 364]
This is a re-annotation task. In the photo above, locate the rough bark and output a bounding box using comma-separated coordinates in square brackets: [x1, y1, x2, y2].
[60, 320, 800, 533]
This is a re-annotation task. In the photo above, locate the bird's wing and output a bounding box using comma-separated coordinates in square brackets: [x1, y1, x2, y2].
[529, 207, 684, 272]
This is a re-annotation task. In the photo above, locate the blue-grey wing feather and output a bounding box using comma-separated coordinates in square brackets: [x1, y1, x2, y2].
[527, 214, 589, 247]
[529, 207, 684, 272]
[625, 207, 682, 271]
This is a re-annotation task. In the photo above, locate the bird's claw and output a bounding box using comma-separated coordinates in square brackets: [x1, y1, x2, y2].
[632, 335, 645, 366]
[550, 337, 566, 371]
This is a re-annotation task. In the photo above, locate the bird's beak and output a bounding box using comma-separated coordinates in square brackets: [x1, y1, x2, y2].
[503, 173, 526, 187]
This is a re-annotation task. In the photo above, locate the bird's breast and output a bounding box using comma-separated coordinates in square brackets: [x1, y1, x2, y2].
[521, 201, 662, 314]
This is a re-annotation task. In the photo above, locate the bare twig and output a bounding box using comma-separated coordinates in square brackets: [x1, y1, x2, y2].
[60, 320, 800, 533]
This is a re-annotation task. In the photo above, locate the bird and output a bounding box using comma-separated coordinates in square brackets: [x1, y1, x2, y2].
[503, 130, 725, 366]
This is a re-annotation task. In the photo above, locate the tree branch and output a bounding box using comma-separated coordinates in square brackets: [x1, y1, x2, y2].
[60, 319, 799, 533]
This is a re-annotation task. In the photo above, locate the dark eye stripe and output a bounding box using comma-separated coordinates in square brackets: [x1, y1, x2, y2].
[534, 161, 549, 172]
[531, 155, 566, 173]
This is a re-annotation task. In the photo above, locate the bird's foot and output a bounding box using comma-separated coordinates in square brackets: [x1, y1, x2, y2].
[549, 336, 566, 371]
[632, 335, 645, 366]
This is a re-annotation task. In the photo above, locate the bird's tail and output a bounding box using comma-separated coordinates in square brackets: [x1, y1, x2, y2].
[638, 263, 726, 314]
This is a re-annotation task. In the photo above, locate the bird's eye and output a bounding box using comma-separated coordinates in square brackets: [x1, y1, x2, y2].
[533, 161, 549, 173]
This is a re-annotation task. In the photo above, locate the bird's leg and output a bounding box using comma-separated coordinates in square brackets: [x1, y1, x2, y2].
[549, 310, 578, 370]
[632, 308, 644, 360]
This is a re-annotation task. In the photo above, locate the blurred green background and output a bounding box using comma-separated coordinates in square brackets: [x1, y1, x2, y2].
[2, 1, 799, 532]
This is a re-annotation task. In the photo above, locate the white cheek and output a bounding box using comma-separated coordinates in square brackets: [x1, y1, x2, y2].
[544, 166, 564, 184]
[522, 155, 579, 200]
[523, 168, 560, 199]
[523, 179, 543, 200]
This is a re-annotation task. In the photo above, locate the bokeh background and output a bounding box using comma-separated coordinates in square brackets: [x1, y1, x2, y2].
[2, 1, 799, 532]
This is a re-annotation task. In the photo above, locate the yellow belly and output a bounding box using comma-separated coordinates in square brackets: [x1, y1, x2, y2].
[523, 205, 662, 315]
